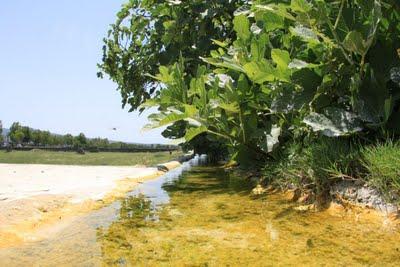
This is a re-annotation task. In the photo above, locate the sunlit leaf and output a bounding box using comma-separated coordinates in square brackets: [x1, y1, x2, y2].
[234, 14, 251, 41]
[261, 11, 285, 32]
[211, 39, 229, 48]
[290, 25, 319, 42]
[250, 23, 262, 35]
[291, 0, 312, 13]
[271, 49, 290, 70]
[288, 59, 318, 69]
[243, 60, 275, 84]
[184, 126, 208, 142]
[266, 125, 281, 152]
[201, 56, 244, 73]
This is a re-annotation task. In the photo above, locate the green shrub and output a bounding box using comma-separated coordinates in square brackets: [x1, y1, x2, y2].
[362, 141, 400, 203]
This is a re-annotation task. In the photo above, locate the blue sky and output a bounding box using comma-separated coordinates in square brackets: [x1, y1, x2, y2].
[0, 0, 167, 144]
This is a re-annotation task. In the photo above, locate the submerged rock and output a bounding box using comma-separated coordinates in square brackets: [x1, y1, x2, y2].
[251, 185, 267, 195]
[157, 161, 181, 172]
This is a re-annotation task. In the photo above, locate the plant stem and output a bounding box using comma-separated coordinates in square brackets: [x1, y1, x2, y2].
[326, 18, 355, 65]
[360, 53, 366, 77]
[239, 109, 246, 144]
[207, 130, 233, 141]
[334, 0, 345, 30]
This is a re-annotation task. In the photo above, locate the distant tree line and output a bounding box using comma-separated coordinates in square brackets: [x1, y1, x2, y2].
[0, 121, 177, 151]
[0, 121, 3, 144]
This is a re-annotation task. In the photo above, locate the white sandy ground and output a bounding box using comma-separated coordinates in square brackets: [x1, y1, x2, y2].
[0, 162, 182, 247]
[0, 163, 163, 203]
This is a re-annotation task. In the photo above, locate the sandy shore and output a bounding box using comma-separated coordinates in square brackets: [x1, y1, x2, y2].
[0, 164, 164, 203]
[0, 162, 180, 247]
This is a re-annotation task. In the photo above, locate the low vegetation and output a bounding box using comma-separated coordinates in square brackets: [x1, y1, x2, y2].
[263, 137, 362, 189]
[263, 138, 400, 205]
[0, 150, 183, 166]
[362, 141, 400, 203]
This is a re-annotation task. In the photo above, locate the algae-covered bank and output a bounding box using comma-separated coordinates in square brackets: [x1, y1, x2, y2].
[1, 156, 399, 266]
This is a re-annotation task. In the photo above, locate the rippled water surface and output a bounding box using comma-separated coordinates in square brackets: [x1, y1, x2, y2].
[1, 156, 399, 266]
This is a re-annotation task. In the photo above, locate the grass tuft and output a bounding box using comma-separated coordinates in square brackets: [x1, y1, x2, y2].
[263, 137, 363, 195]
[361, 140, 400, 203]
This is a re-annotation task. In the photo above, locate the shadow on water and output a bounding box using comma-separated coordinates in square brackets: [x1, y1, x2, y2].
[162, 167, 253, 196]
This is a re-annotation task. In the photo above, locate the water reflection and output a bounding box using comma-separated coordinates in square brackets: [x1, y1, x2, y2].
[126, 154, 207, 207]
[96, 155, 208, 265]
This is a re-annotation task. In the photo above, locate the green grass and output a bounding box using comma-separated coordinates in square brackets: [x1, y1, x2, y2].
[263, 137, 400, 204]
[298, 137, 362, 188]
[0, 150, 183, 166]
[263, 137, 362, 194]
[362, 141, 400, 203]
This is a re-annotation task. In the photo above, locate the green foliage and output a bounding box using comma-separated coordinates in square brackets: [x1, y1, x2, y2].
[362, 141, 400, 203]
[64, 134, 74, 146]
[102, 0, 400, 169]
[98, 0, 246, 112]
[74, 133, 87, 148]
[13, 131, 25, 145]
[9, 122, 25, 145]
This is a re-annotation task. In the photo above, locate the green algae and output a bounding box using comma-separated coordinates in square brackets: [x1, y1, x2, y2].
[97, 167, 400, 266]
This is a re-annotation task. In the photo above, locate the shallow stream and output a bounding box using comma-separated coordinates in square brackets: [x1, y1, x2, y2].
[1, 156, 399, 266]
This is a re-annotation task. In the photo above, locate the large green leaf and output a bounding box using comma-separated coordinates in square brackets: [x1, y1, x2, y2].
[271, 85, 315, 113]
[291, 0, 312, 13]
[343, 31, 367, 55]
[250, 34, 268, 61]
[271, 49, 290, 70]
[261, 10, 285, 32]
[254, 4, 296, 21]
[210, 99, 240, 113]
[234, 14, 251, 41]
[303, 108, 363, 137]
[201, 56, 244, 73]
[291, 68, 322, 92]
[184, 126, 208, 142]
[243, 60, 275, 84]
[290, 25, 319, 42]
[144, 104, 201, 130]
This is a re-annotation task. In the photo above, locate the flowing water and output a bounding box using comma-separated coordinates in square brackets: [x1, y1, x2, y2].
[0, 155, 399, 266]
